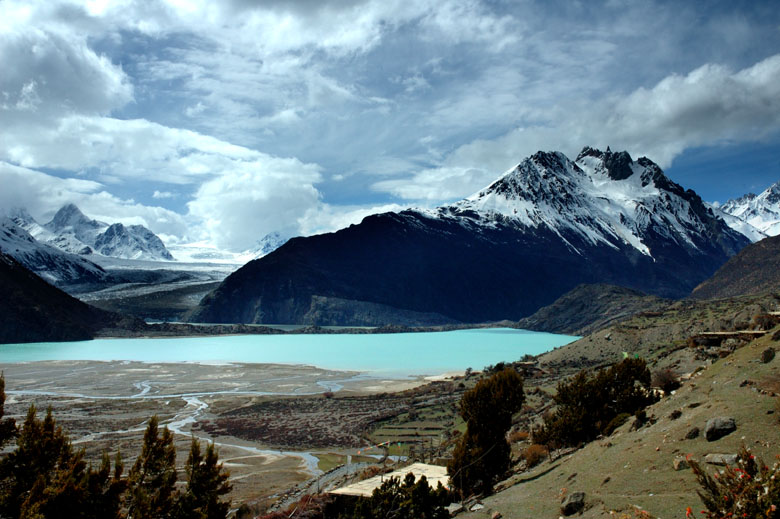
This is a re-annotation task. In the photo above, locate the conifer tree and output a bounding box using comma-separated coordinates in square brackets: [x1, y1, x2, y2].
[175, 438, 232, 519]
[0, 406, 73, 518]
[0, 374, 17, 447]
[127, 416, 178, 519]
[448, 367, 525, 497]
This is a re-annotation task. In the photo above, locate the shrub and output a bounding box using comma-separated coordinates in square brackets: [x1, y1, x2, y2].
[752, 314, 777, 331]
[349, 473, 451, 519]
[448, 368, 524, 497]
[603, 412, 631, 436]
[689, 446, 779, 519]
[508, 430, 530, 443]
[533, 358, 656, 448]
[762, 347, 776, 364]
[521, 444, 548, 468]
[651, 368, 681, 393]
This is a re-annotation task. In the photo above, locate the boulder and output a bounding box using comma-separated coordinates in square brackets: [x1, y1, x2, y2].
[705, 417, 736, 441]
[673, 457, 690, 471]
[446, 503, 464, 515]
[704, 453, 738, 466]
[685, 427, 700, 440]
[561, 491, 585, 516]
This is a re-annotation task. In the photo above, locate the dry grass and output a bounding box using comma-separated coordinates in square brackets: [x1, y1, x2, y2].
[520, 444, 548, 468]
[508, 430, 530, 443]
[469, 331, 780, 519]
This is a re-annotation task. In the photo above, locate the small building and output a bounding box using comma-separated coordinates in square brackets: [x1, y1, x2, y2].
[329, 462, 449, 498]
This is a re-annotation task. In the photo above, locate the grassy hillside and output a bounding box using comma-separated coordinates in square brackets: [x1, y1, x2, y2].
[691, 234, 780, 300]
[466, 324, 780, 519]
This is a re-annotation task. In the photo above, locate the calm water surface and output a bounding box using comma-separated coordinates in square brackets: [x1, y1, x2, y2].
[0, 328, 577, 377]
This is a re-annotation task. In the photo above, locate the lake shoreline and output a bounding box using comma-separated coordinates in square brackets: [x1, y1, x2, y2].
[92, 319, 523, 340]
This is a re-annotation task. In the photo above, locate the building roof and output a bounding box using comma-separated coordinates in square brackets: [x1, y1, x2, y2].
[329, 462, 450, 498]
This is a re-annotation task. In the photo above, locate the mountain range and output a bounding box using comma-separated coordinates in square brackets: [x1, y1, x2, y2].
[191, 147, 753, 326]
[718, 180, 780, 236]
[0, 216, 108, 287]
[11, 204, 174, 261]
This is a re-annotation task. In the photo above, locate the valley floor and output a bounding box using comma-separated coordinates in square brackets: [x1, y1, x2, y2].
[0, 361, 430, 508]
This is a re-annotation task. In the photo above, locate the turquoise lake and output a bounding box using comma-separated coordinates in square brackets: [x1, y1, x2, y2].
[0, 328, 577, 377]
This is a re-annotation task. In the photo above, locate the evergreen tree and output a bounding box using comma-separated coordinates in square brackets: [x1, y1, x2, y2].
[127, 416, 178, 519]
[83, 452, 127, 519]
[0, 405, 125, 519]
[447, 367, 524, 497]
[0, 374, 17, 447]
[350, 473, 450, 519]
[0, 406, 73, 518]
[533, 357, 656, 448]
[175, 438, 231, 519]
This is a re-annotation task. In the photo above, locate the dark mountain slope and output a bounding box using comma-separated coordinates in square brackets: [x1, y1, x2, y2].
[191, 148, 749, 326]
[516, 284, 670, 336]
[690, 234, 780, 299]
[0, 252, 119, 343]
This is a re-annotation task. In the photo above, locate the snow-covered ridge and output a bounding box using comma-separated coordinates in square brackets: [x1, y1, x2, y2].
[719, 180, 780, 237]
[0, 217, 106, 285]
[418, 146, 739, 258]
[11, 204, 174, 261]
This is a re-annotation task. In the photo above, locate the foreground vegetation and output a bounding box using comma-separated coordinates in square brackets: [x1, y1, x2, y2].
[0, 376, 231, 519]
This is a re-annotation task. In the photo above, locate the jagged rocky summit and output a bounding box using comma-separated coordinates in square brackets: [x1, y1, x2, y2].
[10, 203, 174, 261]
[191, 147, 751, 326]
[719, 180, 780, 237]
[0, 216, 107, 287]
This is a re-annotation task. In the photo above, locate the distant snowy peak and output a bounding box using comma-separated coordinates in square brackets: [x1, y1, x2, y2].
[11, 204, 175, 261]
[44, 203, 106, 245]
[720, 180, 780, 237]
[94, 223, 174, 261]
[252, 232, 289, 258]
[432, 147, 733, 259]
[0, 217, 106, 286]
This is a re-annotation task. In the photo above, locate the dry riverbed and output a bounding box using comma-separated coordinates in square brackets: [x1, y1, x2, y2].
[0, 360, 440, 508]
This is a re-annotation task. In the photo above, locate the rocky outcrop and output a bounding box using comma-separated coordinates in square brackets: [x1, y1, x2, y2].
[561, 491, 585, 516]
[705, 417, 737, 441]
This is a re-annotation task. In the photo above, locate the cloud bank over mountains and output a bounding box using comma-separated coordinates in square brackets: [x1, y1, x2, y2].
[1, 0, 779, 251]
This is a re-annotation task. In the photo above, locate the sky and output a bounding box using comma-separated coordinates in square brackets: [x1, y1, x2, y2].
[1, 0, 780, 252]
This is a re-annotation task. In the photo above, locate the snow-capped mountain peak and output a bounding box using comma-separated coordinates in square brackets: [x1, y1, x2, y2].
[8, 204, 176, 261]
[46, 203, 105, 234]
[0, 217, 106, 286]
[437, 147, 731, 259]
[720, 180, 780, 237]
[93, 223, 175, 261]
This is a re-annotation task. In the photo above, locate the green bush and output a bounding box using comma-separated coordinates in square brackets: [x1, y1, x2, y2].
[603, 412, 631, 436]
[350, 473, 451, 519]
[447, 367, 525, 497]
[533, 358, 656, 448]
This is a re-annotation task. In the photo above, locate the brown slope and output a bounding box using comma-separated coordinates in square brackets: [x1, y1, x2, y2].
[0, 251, 120, 343]
[690, 234, 780, 299]
[474, 330, 780, 519]
[516, 284, 670, 336]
